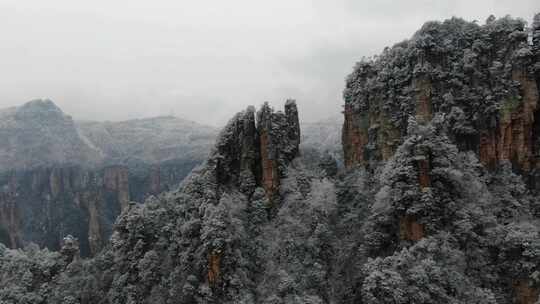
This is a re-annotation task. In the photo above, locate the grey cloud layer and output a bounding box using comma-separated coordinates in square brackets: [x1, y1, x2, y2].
[0, 0, 538, 125]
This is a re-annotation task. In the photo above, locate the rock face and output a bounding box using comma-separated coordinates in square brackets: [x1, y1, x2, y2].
[0, 100, 218, 256]
[341, 15, 540, 303]
[257, 101, 301, 200]
[342, 16, 540, 189]
[0, 99, 340, 258]
[0, 162, 199, 257]
[213, 101, 300, 199]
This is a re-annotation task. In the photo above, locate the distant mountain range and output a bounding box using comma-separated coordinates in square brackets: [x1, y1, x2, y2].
[0, 99, 218, 172]
[0, 99, 102, 171]
[0, 99, 218, 256]
[0, 99, 342, 256]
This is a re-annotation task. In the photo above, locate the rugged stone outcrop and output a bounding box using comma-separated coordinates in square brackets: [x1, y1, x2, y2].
[257, 100, 301, 200]
[478, 69, 539, 172]
[0, 163, 190, 257]
[342, 16, 540, 189]
[0, 100, 218, 257]
[207, 249, 222, 288]
[342, 104, 369, 167]
[215, 100, 300, 200]
[514, 280, 539, 304]
[342, 104, 400, 168]
[0, 100, 300, 258]
[399, 215, 424, 241]
[190, 100, 300, 293]
[59, 235, 80, 264]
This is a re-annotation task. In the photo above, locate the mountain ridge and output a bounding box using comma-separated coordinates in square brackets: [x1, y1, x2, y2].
[0, 98, 219, 172]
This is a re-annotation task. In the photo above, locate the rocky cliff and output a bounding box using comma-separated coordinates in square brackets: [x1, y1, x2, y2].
[343, 15, 540, 189]
[0, 98, 337, 258]
[1, 14, 540, 304]
[0, 100, 217, 256]
[340, 15, 540, 303]
[0, 163, 196, 257]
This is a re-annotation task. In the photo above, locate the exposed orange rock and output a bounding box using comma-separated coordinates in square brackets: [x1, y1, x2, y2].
[500, 69, 538, 172]
[416, 158, 431, 188]
[479, 130, 499, 170]
[208, 250, 222, 287]
[260, 130, 279, 199]
[343, 103, 400, 169]
[399, 215, 424, 241]
[479, 69, 539, 173]
[255, 101, 300, 200]
[514, 280, 539, 304]
[343, 105, 368, 168]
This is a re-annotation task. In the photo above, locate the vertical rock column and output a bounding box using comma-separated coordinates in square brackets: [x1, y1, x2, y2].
[256, 100, 301, 200]
[207, 249, 222, 287]
[206, 101, 300, 288]
[399, 215, 424, 241]
[399, 144, 430, 242]
[413, 76, 433, 124]
[477, 69, 539, 173]
[514, 279, 539, 304]
[284, 99, 301, 159]
[342, 104, 369, 168]
[149, 165, 161, 195]
[239, 106, 260, 193]
[499, 69, 538, 172]
[103, 166, 130, 210]
[258, 103, 281, 200]
[0, 174, 22, 248]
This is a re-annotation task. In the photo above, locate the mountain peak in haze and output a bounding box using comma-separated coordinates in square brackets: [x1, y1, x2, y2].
[0, 99, 219, 171]
[17, 98, 62, 112]
[14, 99, 70, 123]
[0, 99, 101, 170]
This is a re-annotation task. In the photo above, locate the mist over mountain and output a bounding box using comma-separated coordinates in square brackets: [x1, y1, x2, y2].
[0, 11, 540, 304]
[0, 99, 102, 171]
[0, 98, 218, 171]
[0, 99, 218, 256]
[0, 98, 341, 257]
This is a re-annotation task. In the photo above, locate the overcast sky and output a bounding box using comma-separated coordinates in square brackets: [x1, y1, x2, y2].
[0, 0, 538, 126]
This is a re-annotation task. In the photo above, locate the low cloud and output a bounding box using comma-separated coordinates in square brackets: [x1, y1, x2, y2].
[0, 0, 538, 126]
